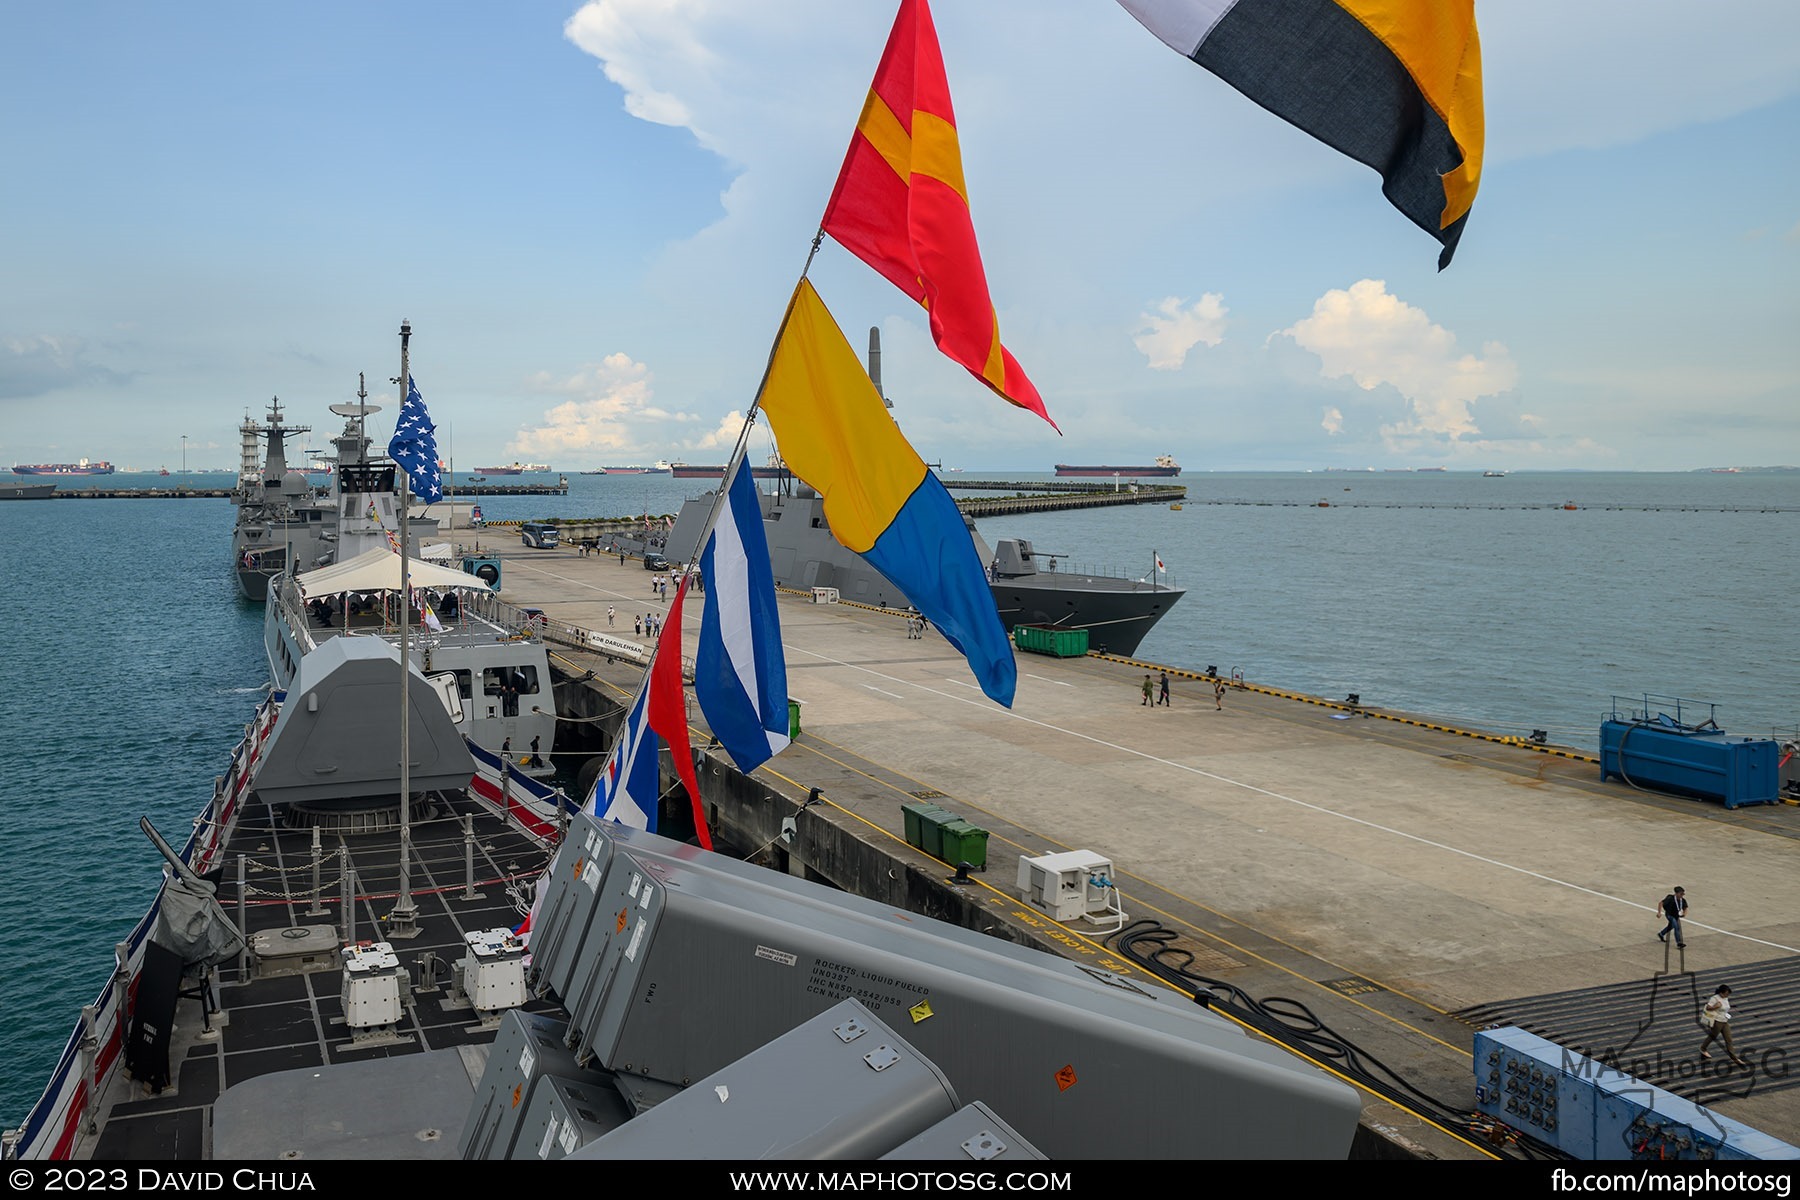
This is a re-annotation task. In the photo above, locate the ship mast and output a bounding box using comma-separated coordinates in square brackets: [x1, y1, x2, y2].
[870, 326, 889, 409]
[389, 320, 420, 938]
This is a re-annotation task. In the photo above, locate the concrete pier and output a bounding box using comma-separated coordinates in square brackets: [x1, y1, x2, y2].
[485, 538, 1800, 1161]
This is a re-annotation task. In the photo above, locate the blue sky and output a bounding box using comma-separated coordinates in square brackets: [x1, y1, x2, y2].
[2, 1, 1796, 473]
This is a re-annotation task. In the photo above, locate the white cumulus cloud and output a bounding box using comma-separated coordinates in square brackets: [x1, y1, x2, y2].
[564, 1, 710, 138]
[512, 353, 694, 458]
[1281, 279, 1518, 445]
[1132, 294, 1227, 370]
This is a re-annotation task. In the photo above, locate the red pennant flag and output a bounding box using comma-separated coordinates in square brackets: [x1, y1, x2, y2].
[646, 577, 710, 850]
[822, 0, 1055, 431]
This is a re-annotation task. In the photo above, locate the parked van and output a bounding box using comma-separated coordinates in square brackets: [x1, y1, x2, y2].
[520, 522, 561, 549]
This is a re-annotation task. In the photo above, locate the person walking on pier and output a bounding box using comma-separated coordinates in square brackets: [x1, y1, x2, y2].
[1158, 672, 1171, 706]
[1214, 679, 1226, 710]
[1699, 985, 1746, 1066]
[1141, 675, 1153, 706]
[1658, 887, 1688, 948]
[607, 605, 615, 627]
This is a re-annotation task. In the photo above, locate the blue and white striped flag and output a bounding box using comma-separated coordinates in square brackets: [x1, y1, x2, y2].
[695, 460, 790, 772]
[388, 376, 444, 502]
[586, 682, 661, 829]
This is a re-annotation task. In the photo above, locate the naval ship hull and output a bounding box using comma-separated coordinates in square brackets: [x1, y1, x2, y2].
[668, 462, 787, 480]
[652, 485, 1184, 657]
[9, 462, 115, 475]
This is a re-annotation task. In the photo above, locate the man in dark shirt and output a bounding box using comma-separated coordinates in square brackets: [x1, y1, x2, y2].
[1658, 887, 1688, 948]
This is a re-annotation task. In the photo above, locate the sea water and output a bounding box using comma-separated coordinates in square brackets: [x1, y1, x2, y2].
[1, 469, 1794, 1126]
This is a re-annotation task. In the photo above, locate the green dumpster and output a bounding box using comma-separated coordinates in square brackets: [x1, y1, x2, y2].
[787, 698, 803, 738]
[915, 806, 959, 859]
[901, 801, 948, 852]
[938, 819, 989, 871]
[1012, 624, 1090, 657]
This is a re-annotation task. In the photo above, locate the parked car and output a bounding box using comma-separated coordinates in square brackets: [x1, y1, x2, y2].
[643, 553, 670, 570]
[521, 522, 561, 549]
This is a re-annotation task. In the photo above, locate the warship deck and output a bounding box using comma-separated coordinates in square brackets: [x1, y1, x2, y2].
[85, 783, 563, 1160]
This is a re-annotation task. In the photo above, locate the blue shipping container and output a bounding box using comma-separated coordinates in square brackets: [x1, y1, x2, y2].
[1599, 718, 1779, 809]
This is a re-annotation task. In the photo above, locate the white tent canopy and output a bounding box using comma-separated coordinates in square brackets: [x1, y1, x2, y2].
[296, 546, 494, 600]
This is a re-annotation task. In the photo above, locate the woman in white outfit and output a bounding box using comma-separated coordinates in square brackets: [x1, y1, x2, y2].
[1699, 984, 1746, 1066]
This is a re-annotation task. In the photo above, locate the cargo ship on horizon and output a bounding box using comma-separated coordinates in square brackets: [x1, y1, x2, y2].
[596, 461, 672, 474]
[669, 456, 787, 480]
[1054, 454, 1179, 478]
[10, 458, 116, 476]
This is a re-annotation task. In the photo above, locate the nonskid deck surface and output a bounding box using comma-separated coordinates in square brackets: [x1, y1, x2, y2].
[91, 788, 562, 1160]
[1455, 955, 1800, 1105]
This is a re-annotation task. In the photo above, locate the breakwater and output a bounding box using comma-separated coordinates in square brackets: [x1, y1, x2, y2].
[954, 485, 1183, 516]
[40, 481, 570, 499]
[940, 477, 1177, 493]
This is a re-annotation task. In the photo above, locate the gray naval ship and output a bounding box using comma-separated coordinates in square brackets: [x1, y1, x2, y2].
[9, 328, 1312, 1163]
[229, 395, 333, 601]
[11, 458, 1344, 1162]
[631, 333, 1187, 659]
[7, 651, 1358, 1161]
[648, 480, 1185, 658]
[232, 381, 442, 601]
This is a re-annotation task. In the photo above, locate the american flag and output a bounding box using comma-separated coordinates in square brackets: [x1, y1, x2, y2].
[388, 376, 444, 501]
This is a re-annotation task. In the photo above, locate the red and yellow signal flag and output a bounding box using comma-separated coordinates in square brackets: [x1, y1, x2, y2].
[821, 0, 1057, 431]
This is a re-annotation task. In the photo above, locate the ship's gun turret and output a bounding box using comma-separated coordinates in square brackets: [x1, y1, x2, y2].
[990, 537, 1064, 579]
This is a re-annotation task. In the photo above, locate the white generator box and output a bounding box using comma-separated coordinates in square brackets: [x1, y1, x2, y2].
[460, 927, 528, 1013]
[812, 587, 840, 604]
[340, 941, 404, 1028]
[1017, 851, 1118, 922]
